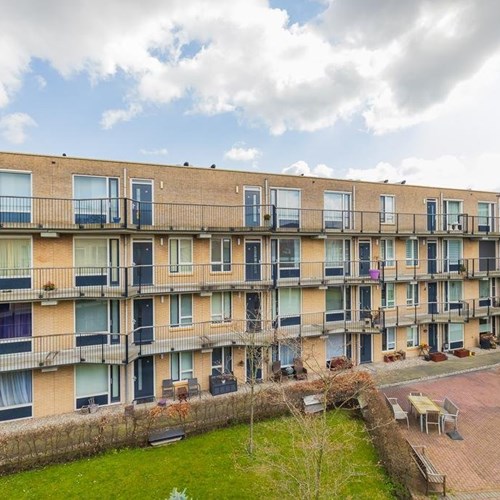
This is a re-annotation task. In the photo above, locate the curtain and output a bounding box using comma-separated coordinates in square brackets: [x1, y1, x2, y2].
[75, 239, 107, 273]
[75, 365, 108, 398]
[74, 176, 107, 199]
[326, 334, 344, 358]
[279, 239, 299, 266]
[0, 172, 31, 212]
[279, 288, 300, 316]
[280, 344, 299, 366]
[0, 371, 32, 407]
[325, 240, 343, 267]
[0, 303, 32, 339]
[211, 292, 231, 322]
[76, 301, 108, 333]
[326, 287, 343, 311]
[0, 239, 30, 277]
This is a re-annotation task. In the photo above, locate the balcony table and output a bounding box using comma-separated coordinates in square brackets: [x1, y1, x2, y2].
[408, 395, 442, 432]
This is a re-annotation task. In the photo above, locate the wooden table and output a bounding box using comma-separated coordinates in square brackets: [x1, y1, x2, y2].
[408, 395, 442, 432]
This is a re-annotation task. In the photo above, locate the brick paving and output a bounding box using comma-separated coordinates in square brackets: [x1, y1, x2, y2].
[382, 365, 500, 497]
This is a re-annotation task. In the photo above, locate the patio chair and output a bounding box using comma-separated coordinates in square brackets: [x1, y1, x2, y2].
[293, 358, 308, 380]
[271, 360, 282, 382]
[425, 410, 441, 435]
[161, 379, 175, 399]
[187, 378, 201, 399]
[385, 395, 409, 429]
[441, 397, 459, 431]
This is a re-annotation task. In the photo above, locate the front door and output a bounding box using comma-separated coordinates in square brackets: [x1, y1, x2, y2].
[245, 240, 261, 281]
[428, 282, 438, 314]
[132, 181, 153, 225]
[134, 356, 154, 401]
[359, 241, 371, 276]
[428, 324, 438, 353]
[244, 188, 261, 227]
[133, 241, 153, 286]
[359, 334, 372, 363]
[133, 298, 153, 344]
[427, 199, 437, 232]
[359, 286, 371, 319]
[246, 292, 261, 331]
[427, 241, 437, 275]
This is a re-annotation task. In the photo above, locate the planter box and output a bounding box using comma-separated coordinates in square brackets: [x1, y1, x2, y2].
[453, 348, 470, 358]
[429, 352, 448, 362]
[209, 375, 237, 396]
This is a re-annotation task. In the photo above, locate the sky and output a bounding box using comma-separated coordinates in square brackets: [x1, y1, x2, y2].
[1, 0, 500, 191]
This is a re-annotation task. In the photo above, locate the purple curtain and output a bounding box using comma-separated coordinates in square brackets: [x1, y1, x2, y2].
[0, 303, 32, 339]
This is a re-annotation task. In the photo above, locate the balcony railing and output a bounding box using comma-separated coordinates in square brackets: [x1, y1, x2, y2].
[1, 195, 498, 235]
[382, 301, 470, 327]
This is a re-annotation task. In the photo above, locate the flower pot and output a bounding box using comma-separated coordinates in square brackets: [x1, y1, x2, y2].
[369, 269, 380, 280]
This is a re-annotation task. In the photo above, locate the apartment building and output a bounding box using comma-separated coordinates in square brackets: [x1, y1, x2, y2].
[0, 151, 498, 421]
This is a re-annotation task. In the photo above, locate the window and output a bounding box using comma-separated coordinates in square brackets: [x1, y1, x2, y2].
[380, 239, 395, 267]
[406, 283, 419, 306]
[446, 281, 462, 309]
[326, 287, 344, 312]
[171, 351, 194, 381]
[274, 343, 300, 367]
[169, 238, 192, 273]
[478, 202, 494, 231]
[73, 175, 119, 224]
[380, 195, 395, 224]
[0, 238, 31, 289]
[381, 283, 395, 308]
[75, 364, 108, 405]
[211, 237, 231, 272]
[0, 303, 32, 340]
[443, 200, 462, 229]
[447, 324, 464, 350]
[406, 326, 419, 348]
[211, 347, 233, 376]
[324, 192, 352, 229]
[272, 238, 300, 277]
[211, 292, 232, 323]
[479, 318, 491, 334]
[0, 171, 31, 222]
[444, 239, 462, 272]
[479, 280, 491, 307]
[325, 239, 350, 276]
[75, 238, 120, 286]
[170, 294, 193, 327]
[405, 239, 418, 266]
[75, 300, 119, 346]
[382, 327, 396, 351]
[274, 288, 301, 326]
[270, 188, 300, 228]
[0, 371, 32, 409]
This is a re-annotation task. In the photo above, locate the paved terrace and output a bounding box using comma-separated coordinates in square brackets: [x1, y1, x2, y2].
[376, 349, 500, 498]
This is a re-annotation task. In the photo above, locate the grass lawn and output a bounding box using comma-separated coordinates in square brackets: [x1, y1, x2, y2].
[0, 410, 394, 500]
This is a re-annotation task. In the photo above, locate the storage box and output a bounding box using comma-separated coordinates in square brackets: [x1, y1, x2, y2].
[453, 348, 470, 358]
[429, 352, 448, 362]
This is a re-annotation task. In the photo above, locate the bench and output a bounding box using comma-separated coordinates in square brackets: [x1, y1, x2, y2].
[408, 442, 446, 496]
[384, 394, 409, 428]
[148, 428, 186, 446]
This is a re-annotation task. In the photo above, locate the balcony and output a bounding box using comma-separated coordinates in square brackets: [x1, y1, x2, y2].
[382, 301, 470, 327]
[0, 195, 497, 236]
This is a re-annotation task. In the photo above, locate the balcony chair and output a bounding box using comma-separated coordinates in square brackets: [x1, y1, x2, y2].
[293, 358, 308, 380]
[271, 360, 282, 382]
[187, 378, 201, 399]
[425, 410, 441, 435]
[161, 379, 175, 399]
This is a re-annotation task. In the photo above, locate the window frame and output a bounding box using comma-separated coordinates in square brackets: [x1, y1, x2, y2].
[170, 294, 193, 327]
[171, 351, 194, 381]
[382, 327, 396, 351]
[324, 191, 352, 229]
[211, 237, 232, 272]
[169, 237, 193, 274]
[381, 283, 395, 308]
[406, 325, 419, 348]
[406, 283, 419, 306]
[211, 292, 232, 323]
[405, 239, 419, 267]
[380, 195, 395, 224]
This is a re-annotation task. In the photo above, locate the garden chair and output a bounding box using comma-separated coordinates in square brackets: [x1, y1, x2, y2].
[162, 379, 175, 399]
[425, 410, 441, 435]
[436, 397, 459, 431]
[187, 378, 201, 399]
[293, 358, 308, 380]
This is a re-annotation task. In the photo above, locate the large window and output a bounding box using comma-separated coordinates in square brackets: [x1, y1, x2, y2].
[273, 342, 300, 368]
[272, 238, 300, 278]
[270, 188, 300, 228]
[447, 324, 464, 349]
[406, 326, 419, 348]
[406, 283, 419, 306]
[170, 294, 193, 327]
[479, 279, 491, 307]
[405, 239, 419, 266]
[382, 327, 396, 351]
[274, 288, 301, 326]
[0, 303, 32, 355]
[0, 171, 31, 223]
[75, 238, 119, 286]
[478, 202, 494, 232]
[73, 175, 119, 224]
[171, 351, 194, 381]
[444, 239, 463, 272]
[380, 195, 395, 224]
[380, 239, 395, 267]
[169, 238, 193, 273]
[443, 200, 462, 229]
[76, 300, 119, 346]
[445, 281, 463, 310]
[324, 192, 352, 229]
[0, 238, 31, 289]
[0, 370, 32, 420]
[211, 292, 232, 323]
[75, 364, 120, 408]
[325, 286, 350, 322]
[381, 283, 395, 308]
[211, 347, 233, 376]
[325, 239, 350, 276]
[211, 237, 231, 272]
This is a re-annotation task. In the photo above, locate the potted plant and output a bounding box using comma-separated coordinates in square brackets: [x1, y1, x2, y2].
[43, 281, 56, 292]
[263, 213, 271, 222]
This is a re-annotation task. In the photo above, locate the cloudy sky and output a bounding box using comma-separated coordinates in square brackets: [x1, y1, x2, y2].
[1, 0, 500, 190]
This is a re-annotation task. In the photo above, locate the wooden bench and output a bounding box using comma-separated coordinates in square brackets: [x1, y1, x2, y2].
[408, 442, 446, 496]
[384, 394, 409, 428]
[148, 428, 186, 446]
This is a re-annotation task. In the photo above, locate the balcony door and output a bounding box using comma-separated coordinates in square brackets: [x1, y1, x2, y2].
[358, 241, 371, 276]
[132, 240, 153, 286]
[133, 298, 153, 344]
[245, 240, 261, 281]
[244, 188, 261, 227]
[132, 180, 153, 226]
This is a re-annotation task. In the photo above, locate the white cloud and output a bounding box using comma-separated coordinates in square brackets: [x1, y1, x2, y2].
[346, 155, 500, 191]
[35, 75, 46, 89]
[224, 146, 261, 162]
[282, 160, 335, 178]
[1, 0, 500, 135]
[140, 148, 168, 156]
[0, 112, 37, 143]
[100, 103, 142, 129]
